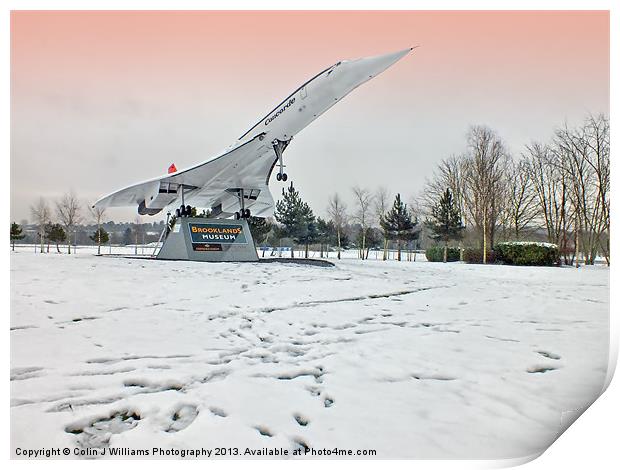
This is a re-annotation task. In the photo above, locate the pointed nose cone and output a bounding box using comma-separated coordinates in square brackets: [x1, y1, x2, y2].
[354, 47, 414, 78]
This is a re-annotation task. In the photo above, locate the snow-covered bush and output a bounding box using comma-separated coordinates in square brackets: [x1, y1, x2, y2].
[425, 245, 461, 262]
[494, 242, 559, 266]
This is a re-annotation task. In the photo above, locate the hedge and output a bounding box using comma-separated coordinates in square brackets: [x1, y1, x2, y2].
[494, 242, 559, 266]
[462, 248, 495, 264]
[425, 245, 461, 262]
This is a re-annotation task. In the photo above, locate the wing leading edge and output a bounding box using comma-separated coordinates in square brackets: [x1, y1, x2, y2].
[94, 48, 413, 217]
[94, 133, 275, 217]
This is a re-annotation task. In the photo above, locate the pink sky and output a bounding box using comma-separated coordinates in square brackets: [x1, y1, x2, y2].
[11, 11, 609, 221]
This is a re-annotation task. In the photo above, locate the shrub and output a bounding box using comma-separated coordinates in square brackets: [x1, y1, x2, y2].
[462, 248, 495, 264]
[494, 242, 559, 266]
[425, 245, 461, 262]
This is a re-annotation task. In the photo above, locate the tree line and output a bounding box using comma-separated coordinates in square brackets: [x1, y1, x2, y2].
[249, 182, 423, 261]
[422, 114, 609, 266]
[15, 192, 113, 255]
[12, 113, 609, 265]
[252, 181, 463, 262]
[252, 113, 609, 265]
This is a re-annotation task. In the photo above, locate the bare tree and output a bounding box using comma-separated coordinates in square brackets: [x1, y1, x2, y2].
[88, 204, 107, 255]
[352, 186, 373, 260]
[525, 142, 571, 260]
[30, 197, 51, 254]
[327, 193, 348, 260]
[374, 186, 391, 260]
[420, 115, 608, 267]
[582, 114, 610, 264]
[421, 155, 466, 222]
[422, 130, 510, 264]
[524, 115, 609, 267]
[552, 128, 585, 266]
[56, 191, 82, 254]
[553, 115, 609, 266]
[461, 126, 510, 263]
[501, 159, 539, 240]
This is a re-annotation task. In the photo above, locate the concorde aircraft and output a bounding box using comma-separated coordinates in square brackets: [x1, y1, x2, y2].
[94, 48, 413, 220]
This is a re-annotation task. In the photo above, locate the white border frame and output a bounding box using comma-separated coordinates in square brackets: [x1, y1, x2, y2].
[4, 2, 616, 469]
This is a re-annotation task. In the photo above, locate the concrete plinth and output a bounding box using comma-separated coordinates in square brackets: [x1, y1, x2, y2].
[157, 217, 258, 262]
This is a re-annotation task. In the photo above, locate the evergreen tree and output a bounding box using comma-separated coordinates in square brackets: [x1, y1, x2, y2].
[247, 217, 272, 245]
[425, 188, 465, 262]
[45, 223, 66, 253]
[10, 222, 25, 251]
[315, 217, 335, 258]
[274, 182, 301, 239]
[403, 213, 421, 261]
[294, 216, 318, 258]
[248, 216, 273, 256]
[89, 227, 110, 251]
[380, 193, 417, 261]
[274, 182, 316, 258]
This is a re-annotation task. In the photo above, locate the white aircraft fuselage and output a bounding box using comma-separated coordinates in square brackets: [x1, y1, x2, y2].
[94, 48, 413, 219]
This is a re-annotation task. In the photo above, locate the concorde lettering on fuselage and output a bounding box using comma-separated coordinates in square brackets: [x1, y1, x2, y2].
[264, 97, 296, 126]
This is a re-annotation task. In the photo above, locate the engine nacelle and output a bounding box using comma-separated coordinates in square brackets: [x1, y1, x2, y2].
[137, 181, 181, 215]
[138, 200, 163, 216]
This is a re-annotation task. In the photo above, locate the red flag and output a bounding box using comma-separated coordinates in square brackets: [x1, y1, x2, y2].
[168, 163, 177, 174]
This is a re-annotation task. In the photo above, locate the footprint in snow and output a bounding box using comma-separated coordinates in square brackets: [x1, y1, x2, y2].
[527, 365, 559, 374]
[294, 414, 310, 426]
[65, 409, 141, 449]
[209, 406, 227, 417]
[536, 350, 561, 360]
[166, 404, 198, 433]
[292, 437, 310, 452]
[254, 425, 273, 437]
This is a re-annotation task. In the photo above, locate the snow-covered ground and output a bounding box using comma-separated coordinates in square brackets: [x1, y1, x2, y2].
[10, 248, 609, 459]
